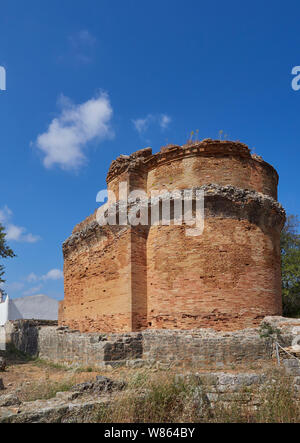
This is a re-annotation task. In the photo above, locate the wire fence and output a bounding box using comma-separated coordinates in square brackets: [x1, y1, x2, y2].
[275, 341, 300, 366]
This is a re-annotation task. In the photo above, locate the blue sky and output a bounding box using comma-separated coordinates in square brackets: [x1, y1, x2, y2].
[0, 0, 300, 300]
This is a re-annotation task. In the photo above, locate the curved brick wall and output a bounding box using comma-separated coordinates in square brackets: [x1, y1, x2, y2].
[60, 140, 285, 333]
[61, 224, 133, 333]
[106, 140, 278, 200]
[147, 153, 277, 199]
[146, 187, 284, 331]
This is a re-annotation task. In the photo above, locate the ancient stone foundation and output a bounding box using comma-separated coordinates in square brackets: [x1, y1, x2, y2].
[59, 140, 285, 333]
[4, 317, 299, 370]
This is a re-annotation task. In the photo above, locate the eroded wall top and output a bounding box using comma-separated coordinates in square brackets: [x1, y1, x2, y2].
[72, 140, 279, 235]
[106, 140, 279, 200]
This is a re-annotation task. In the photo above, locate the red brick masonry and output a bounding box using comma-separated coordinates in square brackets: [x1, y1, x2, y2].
[59, 140, 285, 333]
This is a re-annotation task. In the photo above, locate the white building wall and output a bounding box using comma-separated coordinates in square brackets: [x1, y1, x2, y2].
[0, 294, 58, 351]
[0, 294, 58, 326]
[0, 327, 5, 351]
[0, 295, 9, 326]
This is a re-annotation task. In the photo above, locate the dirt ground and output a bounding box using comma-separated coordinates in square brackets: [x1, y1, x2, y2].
[0, 350, 278, 403]
[0, 358, 98, 401]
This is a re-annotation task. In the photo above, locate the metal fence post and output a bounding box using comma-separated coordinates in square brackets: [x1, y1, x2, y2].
[275, 342, 280, 366]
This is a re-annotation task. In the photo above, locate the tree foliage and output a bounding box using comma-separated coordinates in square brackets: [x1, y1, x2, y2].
[281, 215, 300, 317]
[0, 223, 15, 287]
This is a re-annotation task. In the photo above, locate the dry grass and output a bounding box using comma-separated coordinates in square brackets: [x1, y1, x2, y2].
[1, 352, 100, 402]
[18, 378, 78, 402]
[2, 350, 300, 422]
[96, 371, 200, 423]
[254, 374, 300, 423]
[95, 369, 300, 423]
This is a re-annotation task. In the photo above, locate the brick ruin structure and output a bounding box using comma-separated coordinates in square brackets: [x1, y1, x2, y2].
[58, 139, 286, 333]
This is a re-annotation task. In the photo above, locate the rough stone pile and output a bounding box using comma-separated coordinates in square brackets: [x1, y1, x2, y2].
[0, 357, 6, 372]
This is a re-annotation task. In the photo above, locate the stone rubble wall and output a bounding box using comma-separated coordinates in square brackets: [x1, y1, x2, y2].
[0, 394, 111, 423]
[37, 327, 143, 367]
[38, 326, 275, 369]
[176, 368, 300, 409]
[3, 320, 58, 356]
[142, 329, 275, 368]
[1, 317, 299, 370]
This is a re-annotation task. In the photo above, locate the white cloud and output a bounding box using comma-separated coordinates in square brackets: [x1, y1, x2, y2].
[132, 113, 172, 135]
[0, 206, 12, 224]
[26, 269, 63, 283]
[34, 92, 114, 171]
[159, 114, 172, 130]
[27, 273, 38, 283]
[0, 206, 40, 243]
[6, 282, 25, 292]
[5, 225, 24, 241]
[41, 269, 63, 281]
[132, 115, 154, 134]
[5, 225, 40, 243]
[22, 233, 40, 243]
[58, 30, 97, 65]
[5, 268, 63, 297]
[70, 30, 97, 47]
[23, 285, 43, 297]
